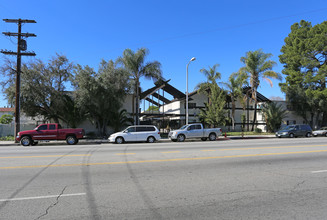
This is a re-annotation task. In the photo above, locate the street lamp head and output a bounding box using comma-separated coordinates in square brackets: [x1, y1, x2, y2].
[190, 57, 196, 61]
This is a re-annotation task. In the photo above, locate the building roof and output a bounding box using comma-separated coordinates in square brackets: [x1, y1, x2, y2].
[243, 87, 271, 102]
[140, 79, 186, 104]
[0, 108, 14, 112]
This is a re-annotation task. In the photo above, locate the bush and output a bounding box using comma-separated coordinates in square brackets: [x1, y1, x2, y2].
[0, 136, 15, 141]
[254, 128, 262, 133]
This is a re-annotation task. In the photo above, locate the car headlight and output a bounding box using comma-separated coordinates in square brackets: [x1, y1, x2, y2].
[282, 132, 288, 135]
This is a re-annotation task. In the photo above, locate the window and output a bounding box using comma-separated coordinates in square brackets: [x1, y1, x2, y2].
[287, 120, 289, 125]
[146, 126, 155, 131]
[189, 125, 196, 130]
[195, 124, 202, 130]
[126, 127, 135, 132]
[189, 103, 196, 109]
[38, 125, 47, 131]
[49, 124, 56, 130]
[293, 120, 296, 125]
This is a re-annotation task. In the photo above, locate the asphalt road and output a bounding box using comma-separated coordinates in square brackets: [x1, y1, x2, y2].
[1, 137, 327, 220]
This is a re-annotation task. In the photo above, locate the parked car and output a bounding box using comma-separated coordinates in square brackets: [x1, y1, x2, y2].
[108, 125, 160, 144]
[168, 123, 222, 142]
[312, 127, 327, 137]
[275, 124, 312, 138]
[16, 123, 85, 146]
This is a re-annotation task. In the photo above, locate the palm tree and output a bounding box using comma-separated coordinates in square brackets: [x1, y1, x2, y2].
[240, 49, 282, 131]
[261, 102, 288, 132]
[118, 48, 162, 125]
[220, 72, 248, 131]
[109, 109, 134, 132]
[195, 64, 221, 100]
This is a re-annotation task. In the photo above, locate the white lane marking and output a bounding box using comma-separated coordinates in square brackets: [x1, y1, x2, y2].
[311, 170, 327, 174]
[0, 193, 86, 202]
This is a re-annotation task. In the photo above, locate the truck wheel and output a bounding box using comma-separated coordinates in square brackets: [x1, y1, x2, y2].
[177, 134, 185, 142]
[209, 133, 216, 141]
[21, 136, 32, 146]
[66, 136, 77, 145]
[147, 136, 155, 143]
[201, 137, 207, 141]
[115, 137, 124, 144]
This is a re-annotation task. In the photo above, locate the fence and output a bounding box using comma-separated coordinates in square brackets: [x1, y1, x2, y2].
[0, 124, 36, 137]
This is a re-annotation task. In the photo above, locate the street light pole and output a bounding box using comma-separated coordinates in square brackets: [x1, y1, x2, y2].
[186, 57, 196, 125]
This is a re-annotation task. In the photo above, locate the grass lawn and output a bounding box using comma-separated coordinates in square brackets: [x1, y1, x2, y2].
[225, 132, 275, 136]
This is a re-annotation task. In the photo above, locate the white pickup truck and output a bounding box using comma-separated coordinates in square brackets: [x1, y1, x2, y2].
[168, 123, 222, 142]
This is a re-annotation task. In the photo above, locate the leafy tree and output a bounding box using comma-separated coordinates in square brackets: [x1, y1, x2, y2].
[261, 102, 288, 132]
[108, 109, 134, 132]
[199, 84, 228, 127]
[74, 60, 130, 137]
[117, 48, 162, 125]
[240, 49, 282, 131]
[279, 20, 327, 127]
[145, 105, 159, 112]
[220, 72, 248, 131]
[0, 54, 75, 124]
[0, 114, 13, 124]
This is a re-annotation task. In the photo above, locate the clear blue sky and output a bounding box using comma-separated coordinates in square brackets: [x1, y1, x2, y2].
[0, 0, 326, 107]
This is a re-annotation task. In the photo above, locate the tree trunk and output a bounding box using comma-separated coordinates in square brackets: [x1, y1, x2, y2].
[135, 79, 139, 125]
[231, 100, 236, 131]
[251, 88, 257, 132]
[322, 111, 327, 126]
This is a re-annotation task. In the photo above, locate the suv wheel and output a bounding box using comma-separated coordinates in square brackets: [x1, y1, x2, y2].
[147, 136, 155, 143]
[305, 132, 312, 137]
[177, 134, 185, 142]
[289, 133, 294, 138]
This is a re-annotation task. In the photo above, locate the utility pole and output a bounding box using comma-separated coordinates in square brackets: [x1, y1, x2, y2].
[1, 19, 36, 140]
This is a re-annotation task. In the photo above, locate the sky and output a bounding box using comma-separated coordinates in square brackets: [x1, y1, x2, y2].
[0, 0, 326, 107]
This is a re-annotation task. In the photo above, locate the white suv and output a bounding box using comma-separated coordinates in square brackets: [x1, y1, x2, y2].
[108, 125, 161, 144]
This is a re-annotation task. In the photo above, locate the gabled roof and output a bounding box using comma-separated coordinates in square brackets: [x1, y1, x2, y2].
[188, 87, 270, 102]
[243, 87, 270, 102]
[140, 79, 186, 104]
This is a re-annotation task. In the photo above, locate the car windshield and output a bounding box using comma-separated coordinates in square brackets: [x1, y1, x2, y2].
[283, 125, 295, 130]
[179, 125, 188, 130]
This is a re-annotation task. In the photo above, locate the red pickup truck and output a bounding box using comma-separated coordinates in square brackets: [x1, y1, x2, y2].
[16, 123, 85, 146]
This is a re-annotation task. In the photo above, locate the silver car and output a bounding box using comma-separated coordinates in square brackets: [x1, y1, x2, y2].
[313, 127, 327, 137]
[108, 125, 161, 144]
